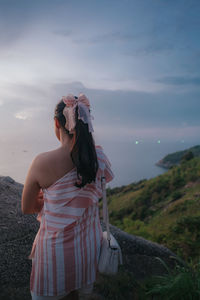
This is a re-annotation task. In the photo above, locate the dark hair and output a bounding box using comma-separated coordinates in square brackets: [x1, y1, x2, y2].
[54, 99, 99, 188]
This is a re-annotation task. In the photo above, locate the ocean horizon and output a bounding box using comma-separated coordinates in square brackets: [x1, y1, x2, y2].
[0, 139, 198, 188]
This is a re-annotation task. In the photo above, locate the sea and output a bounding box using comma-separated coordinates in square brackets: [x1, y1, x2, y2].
[0, 139, 198, 188]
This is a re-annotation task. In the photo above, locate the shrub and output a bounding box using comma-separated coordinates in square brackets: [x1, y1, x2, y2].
[94, 266, 140, 300]
[169, 216, 200, 260]
[143, 257, 200, 300]
[181, 151, 194, 162]
[171, 191, 182, 201]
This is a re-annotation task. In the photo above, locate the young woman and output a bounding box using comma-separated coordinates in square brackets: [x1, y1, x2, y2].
[21, 93, 114, 300]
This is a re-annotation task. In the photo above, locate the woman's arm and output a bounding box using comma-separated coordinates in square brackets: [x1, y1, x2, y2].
[21, 156, 44, 214]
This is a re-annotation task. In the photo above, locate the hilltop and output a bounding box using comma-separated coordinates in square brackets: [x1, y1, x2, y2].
[0, 175, 178, 300]
[156, 145, 200, 169]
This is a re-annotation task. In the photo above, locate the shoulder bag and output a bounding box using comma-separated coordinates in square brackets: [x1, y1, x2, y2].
[98, 172, 123, 275]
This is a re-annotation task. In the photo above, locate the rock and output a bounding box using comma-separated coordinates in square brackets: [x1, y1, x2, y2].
[155, 160, 175, 169]
[0, 176, 181, 299]
[101, 222, 180, 281]
[0, 176, 15, 184]
[0, 175, 39, 299]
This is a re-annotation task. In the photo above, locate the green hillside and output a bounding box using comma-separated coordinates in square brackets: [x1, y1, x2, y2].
[102, 156, 200, 264]
[156, 145, 200, 168]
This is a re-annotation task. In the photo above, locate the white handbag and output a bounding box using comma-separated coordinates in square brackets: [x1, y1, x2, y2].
[98, 172, 123, 275]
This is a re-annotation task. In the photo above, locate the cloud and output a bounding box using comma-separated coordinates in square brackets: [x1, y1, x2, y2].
[95, 123, 200, 142]
[72, 31, 137, 44]
[0, 82, 50, 116]
[123, 41, 175, 56]
[51, 81, 86, 96]
[85, 87, 200, 129]
[0, 78, 200, 186]
[14, 105, 45, 120]
[15, 111, 30, 120]
[53, 29, 72, 37]
[156, 76, 200, 86]
[0, 1, 35, 51]
[1, 80, 200, 131]
[71, 29, 175, 57]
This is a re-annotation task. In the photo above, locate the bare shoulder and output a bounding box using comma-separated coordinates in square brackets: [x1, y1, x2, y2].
[33, 149, 58, 168]
[31, 147, 74, 188]
[30, 149, 60, 182]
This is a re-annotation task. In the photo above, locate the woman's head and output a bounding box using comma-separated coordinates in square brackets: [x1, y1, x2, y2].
[54, 94, 99, 188]
[54, 100, 73, 142]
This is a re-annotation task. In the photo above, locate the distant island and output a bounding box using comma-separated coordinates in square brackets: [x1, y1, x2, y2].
[156, 145, 200, 169]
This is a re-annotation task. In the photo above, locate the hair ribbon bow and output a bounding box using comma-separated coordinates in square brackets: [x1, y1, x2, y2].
[62, 93, 94, 134]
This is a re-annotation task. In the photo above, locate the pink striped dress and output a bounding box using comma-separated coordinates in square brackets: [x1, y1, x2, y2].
[28, 145, 114, 298]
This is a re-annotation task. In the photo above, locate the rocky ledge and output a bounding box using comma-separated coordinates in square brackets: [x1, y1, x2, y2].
[0, 176, 181, 299]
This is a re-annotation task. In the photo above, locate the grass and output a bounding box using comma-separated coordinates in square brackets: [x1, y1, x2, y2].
[93, 257, 200, 300]
[103, 157, 200, 264]
[142, 257, 200, 300]
[94, 266, 146, 300]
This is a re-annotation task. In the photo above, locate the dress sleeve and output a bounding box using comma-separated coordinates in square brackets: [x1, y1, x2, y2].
[96, 145, 114, 184]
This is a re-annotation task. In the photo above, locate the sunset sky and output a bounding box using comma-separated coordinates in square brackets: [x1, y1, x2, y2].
[0, 0, 199, 186]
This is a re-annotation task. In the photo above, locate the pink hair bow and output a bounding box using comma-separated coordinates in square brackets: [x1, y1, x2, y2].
[62, 93, 94, 134]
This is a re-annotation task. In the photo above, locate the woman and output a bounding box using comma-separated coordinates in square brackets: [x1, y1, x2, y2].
[21, 93, 114, 300]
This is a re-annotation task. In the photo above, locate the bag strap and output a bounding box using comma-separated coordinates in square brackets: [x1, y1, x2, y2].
[101, 170, 111, 246]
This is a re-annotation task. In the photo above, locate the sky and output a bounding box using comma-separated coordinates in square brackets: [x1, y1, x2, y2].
[0, 0, 200, 187]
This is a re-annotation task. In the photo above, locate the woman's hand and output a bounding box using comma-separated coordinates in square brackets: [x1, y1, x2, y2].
[21, 155, 44, 214]
[33, 190, 44, 213]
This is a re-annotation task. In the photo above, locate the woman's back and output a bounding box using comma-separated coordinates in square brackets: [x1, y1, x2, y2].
[32, 144, 113, 231]
[32, 146, 75, 190]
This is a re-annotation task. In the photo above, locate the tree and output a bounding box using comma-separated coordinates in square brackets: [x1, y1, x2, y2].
[181, 151, 194, 162]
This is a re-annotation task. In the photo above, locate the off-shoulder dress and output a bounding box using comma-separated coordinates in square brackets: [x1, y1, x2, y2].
[29, 145, 114, 300]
